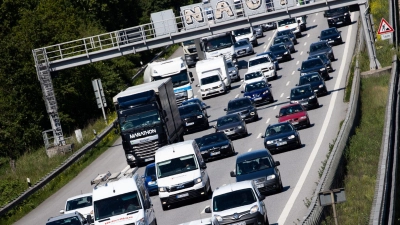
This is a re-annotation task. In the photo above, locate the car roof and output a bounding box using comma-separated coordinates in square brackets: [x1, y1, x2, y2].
[213, 180, 254, 196]
[228, 97, 250, 103]
[267, 121, 291, 128]
[236, 149, 272, 163]
[66, 193, 92, 202]
[248, 55, 269, 61]
[292, 84, 312, 89]
[310, 40, 329, 46]
[146, 162, 156, 168]
[321, 27, 337, 32]
[200, 132, 228, 139]
[47, 212, 81, 222]
[280, 103, 302, 109]
[179, 103, 201, 109]
[270, 43, 286, 48]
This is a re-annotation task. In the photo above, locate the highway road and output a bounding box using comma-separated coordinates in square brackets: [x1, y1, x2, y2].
[16, 11, 358, 225]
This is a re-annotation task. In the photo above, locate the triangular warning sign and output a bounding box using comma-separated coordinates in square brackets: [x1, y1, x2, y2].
[377, 18, 394, 34]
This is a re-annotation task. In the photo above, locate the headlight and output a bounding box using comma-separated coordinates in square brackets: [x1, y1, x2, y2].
[159, 187, 167, 192]
[215, 215, 223, 222]
[300, 116, 307, 120]
[250, 112, 255, 115]
[229, 70, 233, 74]
[263, 90, 269, 94]
[249, 205, 259, 214]
[284, 51, 288, 55]
[288, 135, 295, 139]
[237, 126, 243, 129]
[319, 84, 324, 88]
[136, 218, 146, 225]
[266, 140, 273, 144]
[246, 47, 250, 50]
[194, 177, 202, 184]
[197, 115, 203, 118]
[320, 68, 326, 71]
[221, 145, 229, 148]
[245, 95, 251, 98]
[218, 84, 222, 87]
[148, 181, 157, 185]
[337, 36, 341, 39]
[126, 154, 135, 161]
[309, 95, 315, 99]
[267, 174, 276, 180]
[301, 73, 307, 76]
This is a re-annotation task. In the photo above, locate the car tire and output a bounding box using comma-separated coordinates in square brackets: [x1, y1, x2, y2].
[265, 216, 270, 225]
[161, 203, 168, 211]
[244, 129, 249, 137]
[129, 163, 136, 169]
[297, 138, 302, 148]
[231, 147, 236, 156]
[270, 97, 275, 103]
[254, 114, 259, 122]
[278, 178, 284, 192]
[306, 118, 311, 127]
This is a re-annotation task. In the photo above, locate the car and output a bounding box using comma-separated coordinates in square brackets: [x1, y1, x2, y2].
[319, 27, 343, 45]
[242, 80, 274, 105]
[273, 35, 295, 53]
[298, 58, 329, 80]
[253, 25, 264, 38]
[195, 132, 235, 161]
[181, 98, 208, 115]
[232, 39, 254, 58]
[257, 51, 280, 70]
[225, 97, 259, 122]
[60, 193, 93, 219]
[307, 52, 333, 72]
[263, 21, 277, 31]
[324, 6, 352, 27]
[226, 60, 240, 82]
[47, 212, 91, 225]
[243, 71, 268, 86]
[247, 55, 277, 80]
[308, 40, 335, 61]
[268, 44, 291, 62]
[276, 30, 297, 44]
[204, 181, 270, 225]
[214, 113, 248, 139]
[298, 72, 328, 96]
[178, 103, 209, 133]
[230, 149, 283, 194]
[261, 122, 302, 154]
[143, 163, 158, 195]
[288, 84, 319, 110]
[276, 103, 310, 128]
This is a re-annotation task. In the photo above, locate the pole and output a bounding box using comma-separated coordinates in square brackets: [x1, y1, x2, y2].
[101, 101, 107, 125]
[331, 191, 339, 225]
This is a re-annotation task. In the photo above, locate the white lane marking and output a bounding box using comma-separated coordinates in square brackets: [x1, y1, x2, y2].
[198, 89, 200, 92]
[248, 148, 252, 152]
[268, 37, 271, 41]
[235, 94, 239, 98]
[292, 71, 295, 75]
[194, 95, 197, 98]
[240, 83, 244, 88]
[277, 13, 354, 225]
[313, 19, 315, 23]
[300, 51, 303, 55]
[307, 34, 310, 37]
[286, 81, 290, 86]
[316, 13, 318, 15]
[266, 118, 270, 124]
[296, 61, 299, 65]
[273, 106, 277, 110]
[304, 42, 307, 46]
[280, 93, 284, 98]
[264, 45, 267, 49]
[257, 133, 262, 139]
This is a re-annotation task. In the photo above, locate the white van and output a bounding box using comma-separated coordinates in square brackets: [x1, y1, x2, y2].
[197, 71, 227, 99]
[232, 27, 258, 46]
[155, 140, 211, 211]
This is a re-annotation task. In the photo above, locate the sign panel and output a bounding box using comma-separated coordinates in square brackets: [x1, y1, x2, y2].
[380, 33, 392, 40]
[181, 3, 208, 30]
[151, 9, 178, 37]
[210, 0, 237, 23]
[319, 188, 346, 207]
[272, 0, 296, 10]
[377, 18, 394, 34]
[92, 79, 107, 108]
[242, 0, 267, 16]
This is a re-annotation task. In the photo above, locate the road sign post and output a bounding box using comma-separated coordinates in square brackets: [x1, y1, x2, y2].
[92, 79, 108, 124]
[319, 188, 346, 225]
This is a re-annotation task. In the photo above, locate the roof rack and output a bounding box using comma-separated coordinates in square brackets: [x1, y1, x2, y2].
[91, 167, 136, 189]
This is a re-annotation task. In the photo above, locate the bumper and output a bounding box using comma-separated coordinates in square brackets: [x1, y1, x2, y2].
[251, 95, 274, 105]
[183, 118, 208, 132]
[257, 178, 281, 193]
[159, 184, 208, 205]
[328, 16, 351, 27]
[218, 212, 265, 225]
[265, 138, 300, 152]
[291, 118, 309, 128]
[313, 86, 328, 96]
[235, 49, 253, 57]
[146, 185, 159, 194]
[218, 127, 247, 138]
[301, 98, 319, 109]
[276, 54, 291, 62]
[201, 87, 225, 98]
[261, 69, 276, 79]
[201, 146, 233, 161]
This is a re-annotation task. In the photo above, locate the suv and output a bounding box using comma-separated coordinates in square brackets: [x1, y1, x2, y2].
[204, 181, 270, 225]
[47, 212, 91, 225]
[308, 40, 335, 61]
[179, 103, 209, 133]
[324, 6, 352, 27]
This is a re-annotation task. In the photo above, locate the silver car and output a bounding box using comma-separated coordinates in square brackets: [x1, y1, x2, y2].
[232, 39, 254, 58]
[227, 60, 240, 82]
[252, 25, 264, 38]
[263, 22, 277, 31]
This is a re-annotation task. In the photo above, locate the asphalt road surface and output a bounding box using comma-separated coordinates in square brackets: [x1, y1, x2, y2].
[16, 11, 358, 225]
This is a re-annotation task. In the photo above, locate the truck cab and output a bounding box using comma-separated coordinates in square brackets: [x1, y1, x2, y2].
[277, 16, 307, 37]
[200, 32, 235, 61]
[232, 27, 258, 46]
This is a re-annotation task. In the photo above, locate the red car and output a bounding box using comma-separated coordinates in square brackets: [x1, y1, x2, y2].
[276, 103, 310, 128]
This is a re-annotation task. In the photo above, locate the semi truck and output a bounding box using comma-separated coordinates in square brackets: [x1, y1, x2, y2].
[199, 32, 236, 61]
[143, 57, 194, 105]
[113, 78, 184, 167]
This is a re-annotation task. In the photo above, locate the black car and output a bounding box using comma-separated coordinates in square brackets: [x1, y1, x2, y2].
[242, 80, 274, 105]
[276, 30, 297, 44]
[269, 44, 291, 62]
[307, 52, 333, 72]
[195, 132, 235, 162]
[308, 40, 335, 61]
[225, 97, 258, 122]
[273, 35, 295, 53]
[298, 58, 329, 80]
[178, 103, 209, 133]
[288, 84, 319, 110]
[319, 28, 343, 45]
[214, 113, 248, 139]
[230, 149, 283, 193]
[262, 122, 302, 154]
[298, 72, 328, 96]
[324, 6, 352, 28]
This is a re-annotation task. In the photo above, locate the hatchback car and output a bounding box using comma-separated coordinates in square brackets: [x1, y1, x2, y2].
[225, 97, 258, 122]
[298, 58, 329, 80]
[143, 163, 158, 195]
[273, 35, 295, 53]
[227, 60, 240, 81]
[230, 149, 283, 194]
[276, 103, 310, 128]
[215, 113, 248, 139]
[47, 212, 91, 225]
[298, 72, 328, 96]
[243, 71, 268, 86]
[253, 25, 264, 38]
[262, 122, 302, 154]
[242, 80, 274, 105]
[257, 51, 280, 70]
[324, 6, 352, 27]
[269, 44, 291, 62]
[181, 98, 208, 115]
[195, 132, 235, 161]
[232, 39, 254, 58]
[60, 194, 93, 219]
[308, 40, 335, 61]
[276, 30, 297, 44]
[288, 84, 319, 110]
[307, 52, 333, 72]
[263, 21, 277, 31]
[179, 103, 209, 133]
[319, 28, 343, 45]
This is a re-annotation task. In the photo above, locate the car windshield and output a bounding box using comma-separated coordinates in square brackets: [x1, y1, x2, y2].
[321, 29, 337, 37]
[120, 110, 160, 131]
[308, 54, 328, 62]
[203, 35, 233, 52]
[310, 43, 329, 52]
[265, 123, 294, 136]
[197, 133, 228, 147]
[181, 99, 201, 107]
[94, 192, 142, 221]
[234, 40, 248, 47]
[153, 69, 189, 88]
[156, 154, 198, 178]
[301, 59, 323, 69]
[245, 81, 267, 92]
[236, 156, 273, 175]
[213, 188, 256, 212]
[227, 61, 234, 68]
[248, 57, 271, 67]
[227, 98, 252, 110]
[217, 114, 241, 127]
[253, 25, 262, 29]
[183, 40, 195, 46]
[277, 30, 291, 36]
[145, 165, 156, 177]
[233, 28, 251, 36]
[47, 216, 81, 225]
[274, 37, 290, 45]
[299, 74, 322, 85]
[278, 18, 296, 27]
[66, 196, 92, 211]
[325, 7, 348, 16]
[279, 105, 304, 116]
[179, 104, 202, 116]
[200, 75, 221, 85]
[244, 72, 262, 81]
[290, 86, 313, 99]
[270, 45, 286, 51]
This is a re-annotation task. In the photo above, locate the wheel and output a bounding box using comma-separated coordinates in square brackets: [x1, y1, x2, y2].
[231, 146, 236, 156]
[278, 178, 284, 192]
[297, 138, 302, 148]
[129, 163, 136, 168]
[265, 216, 270, 225]
[161, 203, 168, 211]
[204, 121, 209, 130]
[244, 129, 249, 137]
[254, 40, 258, 46]
[306, 118, 311, 127]
[228, 84, 232, 89]
[270, 97, 275, 103]
[253, 114, 259, 122]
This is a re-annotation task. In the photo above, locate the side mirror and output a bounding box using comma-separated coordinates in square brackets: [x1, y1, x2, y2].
[60, 210, 64, 214]
[295, 84, 298, 86]
[259, 195, 266, 201]
[230, 171, 236, 177]
[275, 161, 281, 166]
[189, 72, 193, 78]
[275, 115, 279, 118]
[151, 175, 157, 181]
[317, 36, 320, 38]
[200, 162, 207, 169]
[297, 68, 301, 71]
[241, 90, 244, 93]
[224, 108, 227, 111]
[205, 207, 212, 213]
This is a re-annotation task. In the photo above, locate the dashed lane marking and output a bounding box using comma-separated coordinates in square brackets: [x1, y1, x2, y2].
[280, 93, 284, 98]
[300, 51, 303, 55]
[273, 106, 277, 110]
[296, 61, 299, 65]
[304, 42, 307, 46]
[292, 71, 295, 75]
[257, 133, 262, 138]
[248, 148, 252, 152]
[266, 118, 270, 124]
[286, 81, 290, 86]
[235, 94, 239, 98]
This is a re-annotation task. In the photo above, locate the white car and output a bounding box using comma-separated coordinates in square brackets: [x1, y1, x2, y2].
[243, 71, 268, 87]
[247, 55, 277, 80]
[60, 193, 93, 219]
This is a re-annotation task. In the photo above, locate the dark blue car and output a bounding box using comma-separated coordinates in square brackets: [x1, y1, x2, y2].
[268, 44, 292, 62]
[242, 81, 274, 105]
[143, 163, 158, 195]
[230, 149, 283, 194]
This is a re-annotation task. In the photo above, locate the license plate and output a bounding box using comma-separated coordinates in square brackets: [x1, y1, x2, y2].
[301, 102, 308, 105]
[277, 141, 287, 146]
[226, 131, 235, 135]
[209, 89, 217, 93]
[231, 222, 246, 225]
[145, 157, 154, 162]
[328, 40, 334, 43]
[238, 50, 245, 54]
[254, 97, 262, 101]
[277, 56, 282, 59]
[177, 193, 189, 198]
[337, 21, 343, 24]
[186, 122, 194, 126]
[210, 151, 220, 156]
[256, 183, 264, 188]
[292, 121, 299, 125]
